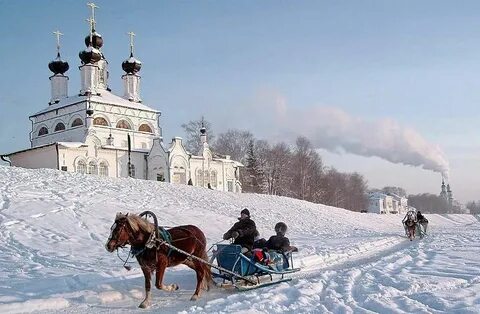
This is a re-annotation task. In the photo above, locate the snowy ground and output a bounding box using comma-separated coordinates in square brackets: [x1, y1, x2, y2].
[0, 166, 479, 313]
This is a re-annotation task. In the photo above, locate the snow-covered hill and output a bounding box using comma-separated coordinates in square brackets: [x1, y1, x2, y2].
[0, 166, 479, 313]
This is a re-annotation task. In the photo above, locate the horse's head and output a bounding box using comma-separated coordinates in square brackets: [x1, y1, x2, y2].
[105, 212, 131, 252]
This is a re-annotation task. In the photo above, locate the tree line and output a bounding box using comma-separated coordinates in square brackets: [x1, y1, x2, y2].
[182, 119, 368, 212]
[182, 118, 472, 214]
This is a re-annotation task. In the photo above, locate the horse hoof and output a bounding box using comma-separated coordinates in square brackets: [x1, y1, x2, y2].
[139, 302, 150, 309]
[190, 295, 199, 301]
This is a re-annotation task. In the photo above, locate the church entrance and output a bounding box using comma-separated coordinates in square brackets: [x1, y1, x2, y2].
[173, 172, 186, 184]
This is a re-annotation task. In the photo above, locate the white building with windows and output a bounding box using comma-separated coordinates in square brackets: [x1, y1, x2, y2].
[2, 8, 242, 193]
[367, 192, 408, 214]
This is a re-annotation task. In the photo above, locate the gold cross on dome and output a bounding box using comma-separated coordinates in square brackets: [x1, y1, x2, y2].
[127, 31, 136, 55]
[87, 2, 99, 21]
[53, 30, 63, 52]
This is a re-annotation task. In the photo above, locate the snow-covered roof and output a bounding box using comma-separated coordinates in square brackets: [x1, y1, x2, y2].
[368, 192, 389, 200]
[31, 90, 159, 116]
[57, 142, 86, 148]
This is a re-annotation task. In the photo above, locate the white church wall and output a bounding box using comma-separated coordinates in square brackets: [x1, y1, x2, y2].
[31, 103, 87, 147]
[10, 145, 58, 169]
[147, 138, 169, 181]
[33, 127, 86, 147]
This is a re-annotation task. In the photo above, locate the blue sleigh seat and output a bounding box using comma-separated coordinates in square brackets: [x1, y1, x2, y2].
[216, 244, 262, 276]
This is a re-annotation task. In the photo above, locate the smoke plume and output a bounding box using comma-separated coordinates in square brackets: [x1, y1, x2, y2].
[246, 90, 450, 178]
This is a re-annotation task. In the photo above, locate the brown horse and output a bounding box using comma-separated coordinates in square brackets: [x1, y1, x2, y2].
[105, 213, 212, 308]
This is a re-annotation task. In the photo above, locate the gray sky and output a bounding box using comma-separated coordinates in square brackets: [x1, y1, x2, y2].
[0, 1, 479, 202]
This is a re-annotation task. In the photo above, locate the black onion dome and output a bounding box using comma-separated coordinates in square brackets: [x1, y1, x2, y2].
[79, 46, 102, 64]
[48, 52, 69, 74]
[84, 31, 103, 49]
[200, 127, 206, 135]
[122, 53, 142, 74]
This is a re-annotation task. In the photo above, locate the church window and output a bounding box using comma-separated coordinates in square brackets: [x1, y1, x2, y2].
[227, 180, 234, 192]
[204, 170, 210, 187]
[71, 118, 83, 127]
[99, 162, 108, 177]
[210, 170, 217, 188]
[54, 122, 66, 132]
[116, 120, 132, 130]
[38, 126, 48, 136]
[93, 117, 109, 126]
[129, 164, 136, 178]
[196, 169, 203, 187]
[76, 160, 87, 174]
[87, 161, 98, 175]
[138, 124, 153, 133]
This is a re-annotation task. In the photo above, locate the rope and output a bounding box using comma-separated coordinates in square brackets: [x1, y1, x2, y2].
[156, 239, 257, 285]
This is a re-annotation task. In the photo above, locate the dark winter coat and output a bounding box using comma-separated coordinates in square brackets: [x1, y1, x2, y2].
[417, 212, 428, 224]
[223, 218, 258, 250]
[266, 234, 291, 252]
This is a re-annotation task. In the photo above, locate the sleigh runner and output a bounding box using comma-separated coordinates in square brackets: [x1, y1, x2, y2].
[210, 244, 300, 291]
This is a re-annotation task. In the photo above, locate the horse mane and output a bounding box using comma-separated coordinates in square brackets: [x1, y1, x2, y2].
[117, 213, 155, 234]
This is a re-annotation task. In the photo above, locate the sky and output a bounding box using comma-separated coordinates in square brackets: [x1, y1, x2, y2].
[1, 166, 479, 312]
[0, 0, 479, 202]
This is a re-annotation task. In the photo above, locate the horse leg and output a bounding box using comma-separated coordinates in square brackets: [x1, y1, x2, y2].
[183, 259, 206, 301]
[139, 266, 152, 309]
[155, 257, 179, 292]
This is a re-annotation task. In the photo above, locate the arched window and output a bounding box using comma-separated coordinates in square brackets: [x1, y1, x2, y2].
[116, 120, 131, 129]
[210, 170, 217, 188]
[99, 162, 108, 176]
[93, 117, 109, 126]
[76, 160, 87, 174]
[196, 169, 203, 187]
[71, 118, 83, 127]
[138, 124, 153, 133]
[87, 161, 98, 175]
[38, 126, 48, 136]
[204, 170, 210, 187]
[54, 122, 65, 132]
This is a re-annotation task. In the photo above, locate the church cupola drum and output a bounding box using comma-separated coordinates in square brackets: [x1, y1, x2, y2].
[122, 31, 142, 102]
[79, 2, 107, 95]
[48, 31, 69, 104]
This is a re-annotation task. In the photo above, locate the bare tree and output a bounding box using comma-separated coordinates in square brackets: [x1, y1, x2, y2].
[290, 136, 323, 201]
[263, 142, 293, 196]
[345, 173, 368, 212]
[382, 186, 407, 197]
[408, 193, 451, 213]
[212, 129, 254, 163]
[181, 117, 215, 154]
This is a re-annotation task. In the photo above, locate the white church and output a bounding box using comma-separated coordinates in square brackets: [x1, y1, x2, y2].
[2, 5, 243, 193]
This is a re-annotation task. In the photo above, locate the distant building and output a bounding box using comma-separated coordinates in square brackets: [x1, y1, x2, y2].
[440, 178, 454, 207]
[367, 192, 408, 214]
[1, 6, 243, 193]
[389, 193, 408, 214]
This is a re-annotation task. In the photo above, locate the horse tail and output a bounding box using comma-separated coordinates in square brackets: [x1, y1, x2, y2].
[202, 251, 213, 291]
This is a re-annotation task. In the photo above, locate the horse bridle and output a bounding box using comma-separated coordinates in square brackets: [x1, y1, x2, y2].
[109, 218, 130, 249]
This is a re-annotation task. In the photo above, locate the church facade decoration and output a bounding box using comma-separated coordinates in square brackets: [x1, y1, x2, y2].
[3, 4, 243, 193]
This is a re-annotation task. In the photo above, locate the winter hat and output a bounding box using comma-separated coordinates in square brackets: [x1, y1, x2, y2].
[240, 208, 250, 217]
[275, 222, 288, 236]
